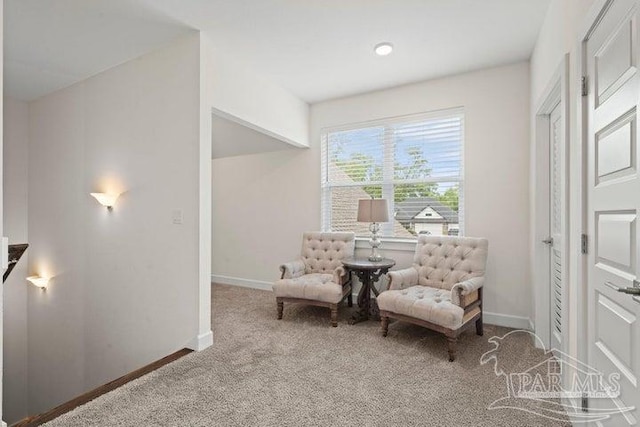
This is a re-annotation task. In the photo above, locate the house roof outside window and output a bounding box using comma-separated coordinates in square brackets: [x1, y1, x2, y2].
[395, 197, 459, 224]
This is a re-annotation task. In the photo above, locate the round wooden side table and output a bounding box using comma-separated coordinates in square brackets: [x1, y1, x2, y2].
[342, 257, 395, 324]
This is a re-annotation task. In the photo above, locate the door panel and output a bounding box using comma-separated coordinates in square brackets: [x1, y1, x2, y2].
[587, 0, 640, 424]
[596, 18, 635, 105]
[597, 292, 635, 369]
[596, 111, 636, 182]
[596, 212, 636, 271]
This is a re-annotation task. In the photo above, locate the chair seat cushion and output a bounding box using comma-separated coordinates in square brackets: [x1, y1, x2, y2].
[273, 273, 344, 304]
[377, 286, 464, 330]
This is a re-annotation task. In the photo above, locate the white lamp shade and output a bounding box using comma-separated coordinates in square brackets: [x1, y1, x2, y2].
[90, 192, 120, 208]
[357, 199, 389, 223]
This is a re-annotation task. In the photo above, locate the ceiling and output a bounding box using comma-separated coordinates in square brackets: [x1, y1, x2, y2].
[211, 113, 294, 159]
[4, 0, 192, 101]
[5, 0, 551, 103]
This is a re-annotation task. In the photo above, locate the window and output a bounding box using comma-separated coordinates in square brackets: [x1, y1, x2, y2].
[321, 109, 464, 239]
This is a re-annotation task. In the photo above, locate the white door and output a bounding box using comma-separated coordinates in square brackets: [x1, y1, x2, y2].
[549, 102, 565, 352]
[587, 0, 640, 424]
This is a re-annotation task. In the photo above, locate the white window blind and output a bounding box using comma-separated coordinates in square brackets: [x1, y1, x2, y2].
[321, 109, 464, 239]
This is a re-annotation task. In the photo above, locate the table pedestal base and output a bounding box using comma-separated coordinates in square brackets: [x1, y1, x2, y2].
[344, 261, 392, 324]
[349, 301, 380, 324]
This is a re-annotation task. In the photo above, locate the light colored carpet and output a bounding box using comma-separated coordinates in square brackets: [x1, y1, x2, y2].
[45, 284, 569, 426]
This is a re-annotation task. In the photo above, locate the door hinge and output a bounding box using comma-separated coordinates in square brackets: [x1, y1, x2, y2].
[581, 76, 589, 96]
[581, 394, 589, 412]
[581, 234, 589, 255]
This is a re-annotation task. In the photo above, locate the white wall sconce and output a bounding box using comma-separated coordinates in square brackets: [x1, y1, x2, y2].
[90, 192, 120, 210]
[26, 275, 49, 290]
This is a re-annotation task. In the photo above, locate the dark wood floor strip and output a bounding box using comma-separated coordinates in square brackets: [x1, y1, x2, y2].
[12, 348, 193, 427]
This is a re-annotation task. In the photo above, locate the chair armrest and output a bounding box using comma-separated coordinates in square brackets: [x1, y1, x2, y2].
[388, 267, 419, 291]
[333, 266, 349, 286]
[279, 259, 306, 279]
[451, 277, 485, 306]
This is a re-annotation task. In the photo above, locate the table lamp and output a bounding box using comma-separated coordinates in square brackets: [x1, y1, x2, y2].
[357, 198, 389, 261]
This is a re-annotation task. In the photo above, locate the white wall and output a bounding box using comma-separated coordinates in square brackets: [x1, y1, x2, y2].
[530, 0, 604, 372]
[3, 97, 29, 425]
[201, 33, 310, 148]
[212, 62, 532, 326]
[27, 34, 204, 414]
[528, 0, 598, 362]
[0, 3, 7, 422]
[195, 34, 213, 351]
[212, 146, 314, 288]
[531, 0, 597, 104]
[0, 2, 6, 424]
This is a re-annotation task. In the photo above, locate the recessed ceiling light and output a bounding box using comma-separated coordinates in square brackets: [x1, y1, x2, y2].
[374, 42, 394, 56]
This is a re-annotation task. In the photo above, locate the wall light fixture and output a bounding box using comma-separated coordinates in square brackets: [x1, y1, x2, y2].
[90, 192, 120, 210]
[26, 275, 49, 290]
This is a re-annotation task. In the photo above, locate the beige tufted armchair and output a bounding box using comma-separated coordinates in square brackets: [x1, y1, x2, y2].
[377, 235, 488, 361]
[273, 232, 355, 327]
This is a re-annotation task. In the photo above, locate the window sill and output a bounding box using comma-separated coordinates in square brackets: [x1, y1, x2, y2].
[355, 237, 417, 252]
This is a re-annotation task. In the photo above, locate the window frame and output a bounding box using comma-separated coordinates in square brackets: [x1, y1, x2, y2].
[320, 107, 465, 241]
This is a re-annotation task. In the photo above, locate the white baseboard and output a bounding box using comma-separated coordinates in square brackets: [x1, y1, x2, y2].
[563, 396, 581, 424]
[213, 274, 533, 330]
[527, 318, 544, 348]
[484, 312, 532, 330]
[211, 274, 272, 291]
[187, 330, 213, 351]
[2, 421, 7, 427]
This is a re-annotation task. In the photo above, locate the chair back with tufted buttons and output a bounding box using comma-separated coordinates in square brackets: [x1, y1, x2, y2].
[300, 232, 355, 274]
[412, 235, 488, 290]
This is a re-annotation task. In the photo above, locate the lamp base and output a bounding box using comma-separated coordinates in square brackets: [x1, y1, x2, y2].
[368, 222, 383, 262]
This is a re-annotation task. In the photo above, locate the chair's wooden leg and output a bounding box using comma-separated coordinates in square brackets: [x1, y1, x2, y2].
[347, 293, 353, 307]
[447, 336, 458, 362]
[277, 300, 283, 320]
[381, 316, 389, 337]
[330, 305, 338, 327]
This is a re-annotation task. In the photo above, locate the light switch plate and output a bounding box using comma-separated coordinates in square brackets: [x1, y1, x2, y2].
[172, 210, 183, 225]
